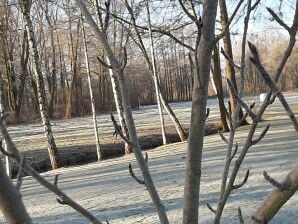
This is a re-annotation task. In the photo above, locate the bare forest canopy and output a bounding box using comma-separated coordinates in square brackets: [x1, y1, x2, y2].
[0, 0, 297, 123]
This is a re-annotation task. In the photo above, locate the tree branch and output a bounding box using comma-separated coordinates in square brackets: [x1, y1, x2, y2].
[96, 56, 113, 69]
[128, 163, 145, 185]
[263, 171, 291, 191]
[238, 207, 244, 224]
[251, 166, 298, 223]
[15, 155, 26, 191]
[266, 7, 291, 33]
[220, 47, 240, 69]
[233, 169, 249, 189]
[250, 124, 270, 146]
[227, 79, 257, 122]
[248, 41, 298, 132]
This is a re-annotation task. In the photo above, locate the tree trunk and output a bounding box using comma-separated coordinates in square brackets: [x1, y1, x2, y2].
[145, 0, 167, 145]
[77, 1, 169, 222]
[82, 17, 102, 160]
[124, 0, 187, 141]
[0, 157, 32, 224]
[93, 0, 131, 154]
[0, 73, 11, 177]
[44, 5, 57, 118]
[213, 45, 229, 131]
[183, 0, 218, 223]
[21, 0, 61, 169]
[219, 0, 245, 121]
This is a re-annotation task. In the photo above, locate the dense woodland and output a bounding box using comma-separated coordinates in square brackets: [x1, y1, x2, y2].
[0, 0, 298, 223]
[0, 0, 297, 122]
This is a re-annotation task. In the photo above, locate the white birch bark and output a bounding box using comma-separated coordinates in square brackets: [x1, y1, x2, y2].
[76, 1, 168, 222]
[146, 0, 167, 145]
[82, 18, 102, 160]
[0, 73, 11, 177]
[21, 0, 61, 169]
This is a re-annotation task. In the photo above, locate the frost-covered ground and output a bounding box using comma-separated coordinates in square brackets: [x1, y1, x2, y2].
[1, 92, 298, 223]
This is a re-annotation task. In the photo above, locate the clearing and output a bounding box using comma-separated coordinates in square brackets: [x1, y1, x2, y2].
[0, 92, 298, 223]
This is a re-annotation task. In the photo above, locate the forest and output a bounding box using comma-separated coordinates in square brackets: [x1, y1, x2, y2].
[0, 0, 298, 223]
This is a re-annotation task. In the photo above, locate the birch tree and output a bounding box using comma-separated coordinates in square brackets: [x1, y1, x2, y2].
[81, 16, 102, 160]
[0, 72, 11, 176]
[124, 0, 187, 142]
[76, 1, 169, 222]
[145, 0, 167, 144]
[93, 0, 132, 154]
[19, 0, 61, 169]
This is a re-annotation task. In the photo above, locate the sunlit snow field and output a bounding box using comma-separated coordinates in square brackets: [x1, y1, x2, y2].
[0, 92, 297, 223]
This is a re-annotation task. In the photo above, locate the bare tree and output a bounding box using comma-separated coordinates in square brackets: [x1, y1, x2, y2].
[76, 1, 169, 222]
[0, 72, 11, 176]
[145, 0, 167, 145]
[124, 0, 187, 142]
[19, 0, 61, 169]
[93, 0, 132, 154]
[180, 0, 218, 223]
[81, 16, 102, 160]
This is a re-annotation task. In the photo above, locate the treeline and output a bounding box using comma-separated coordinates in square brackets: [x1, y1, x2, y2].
[0, 1, 297, 123]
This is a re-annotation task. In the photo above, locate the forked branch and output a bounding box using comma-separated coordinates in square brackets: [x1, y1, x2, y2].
[248, 41, 298, 132]
[233, 169, 249, 190]
[251, 166, 298, 223]
[250, 124, 270, 146]
[129, 163, 145, 185]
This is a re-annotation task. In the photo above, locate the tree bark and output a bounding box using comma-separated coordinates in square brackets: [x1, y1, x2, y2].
[219, 0, 245, 121]
[0, 157, 32, 224]
[251, 167, 298, 223]
[21, 0, 61, 169]
[145, 0, 167, 145]
[213, 45, 229, 131]
[0, 72, 11, 176]
[183, 0, 218, 223]
[82, 17, 102, 160]
[76, 1, 169, 222]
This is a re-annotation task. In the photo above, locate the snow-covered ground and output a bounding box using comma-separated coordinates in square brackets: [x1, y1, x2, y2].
[1, 92, 298, 223]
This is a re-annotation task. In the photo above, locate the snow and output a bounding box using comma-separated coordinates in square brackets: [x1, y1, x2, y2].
[0, 93, 298, 223]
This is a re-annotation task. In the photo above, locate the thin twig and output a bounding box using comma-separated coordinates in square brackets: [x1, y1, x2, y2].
[206, 108, 210, 119]
[233, 170, 249, 189]
[206, 202, 216, 214]
[96, 56, 113, 69]
[249, 41, 298, 132]
[128, 163, 145, 185]
[144, 152, 148, 163]
[238, 207, 244, 224]
[266, 7, 291, 33]
[214, 0, 245, 43]
[219, 132, 228, 144]
[54, 174, 59, 186]
[15, 155, 26, 191]
[230, 143, 238, 161]
[0, 141, 14, 157]
[220, 47, 241, 69]
[227, 79, 257, 121]
[110, 113, 131, 145]
[263, 171, 291, 191]
[251, 124, 270, 146]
